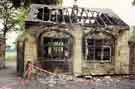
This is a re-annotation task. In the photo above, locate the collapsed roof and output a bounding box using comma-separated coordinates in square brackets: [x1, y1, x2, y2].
[26, 4, 128, 28]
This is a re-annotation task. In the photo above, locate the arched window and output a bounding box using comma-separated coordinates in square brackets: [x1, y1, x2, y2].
[41, 31, 73, 60]
[39, 31, 73, 72]
[83, 31, 115, 62]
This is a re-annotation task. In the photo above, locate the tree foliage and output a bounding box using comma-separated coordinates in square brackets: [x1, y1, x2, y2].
[0, 0, 27, 67]
[133, 0, 135, 5]
[0, 0, 27, 37]
[11, 0, 63, 8]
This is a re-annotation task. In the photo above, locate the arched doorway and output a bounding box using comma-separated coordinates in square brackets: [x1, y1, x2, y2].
[38, 30, 73, 73]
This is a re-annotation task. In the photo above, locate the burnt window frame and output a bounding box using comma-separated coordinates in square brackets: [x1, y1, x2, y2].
[40, 31, 73, 61]
[83, 32, 115, 63]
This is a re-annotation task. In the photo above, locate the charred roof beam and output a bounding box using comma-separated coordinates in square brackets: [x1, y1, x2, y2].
[27, 4, 128, 27]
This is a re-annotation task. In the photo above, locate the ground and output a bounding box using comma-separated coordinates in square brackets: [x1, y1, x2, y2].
[0, 62, 17, 86]
[0, 62, 135, 89]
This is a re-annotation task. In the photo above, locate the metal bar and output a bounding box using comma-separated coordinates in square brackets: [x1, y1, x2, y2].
[62, 9, 66, 24]
[93, 11, 101, 26]
[97, 13, 107, 27]
[42, 60, 66, 62]
[42, 7, 44, 21]
[109, 46, 112, 62]
[102, 14, 113, 25]
[67, 8, 73, 24]
[74, 8, 79, 23]
[56, 9, 58, 23]
[48, 8, 52, 22]
[65, 8, 70, 23]
[94, 17, 101, 26]
[93, 39, 96, 61]
[101, 40, 104, 62]
[83, 9, 88, 24]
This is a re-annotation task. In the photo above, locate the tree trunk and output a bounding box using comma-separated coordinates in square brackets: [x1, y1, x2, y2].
[1, 30, 7, 68]
[2, 33, 6, 68]
[0, 36, 6, 68]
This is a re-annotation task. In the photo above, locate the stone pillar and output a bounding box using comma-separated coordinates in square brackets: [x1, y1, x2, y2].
[72, 25, 82, 76]
[24, 35, 37, 64]
[115, 30, 129, 74]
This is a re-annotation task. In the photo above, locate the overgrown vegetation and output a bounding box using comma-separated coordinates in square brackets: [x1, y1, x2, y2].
[11, 0, 63, 7]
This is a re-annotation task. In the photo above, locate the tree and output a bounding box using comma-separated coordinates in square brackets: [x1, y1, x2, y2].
[0, 0, 27, 67]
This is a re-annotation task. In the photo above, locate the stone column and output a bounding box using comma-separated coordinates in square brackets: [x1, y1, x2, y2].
[115, 30, 129, 74]
[72, 25, 82, 76]
[24, 35, 37, 64]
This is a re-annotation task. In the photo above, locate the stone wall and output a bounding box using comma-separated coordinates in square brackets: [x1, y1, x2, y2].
[82, 29, 129, 75]
[21, 25, 129, 75]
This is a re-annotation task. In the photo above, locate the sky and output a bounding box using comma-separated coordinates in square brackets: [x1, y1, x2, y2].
[63, 0, 135, 26]
[6, 31, 20, 48]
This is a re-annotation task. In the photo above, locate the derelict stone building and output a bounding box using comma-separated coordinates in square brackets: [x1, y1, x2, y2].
[17, 4, 130, 76]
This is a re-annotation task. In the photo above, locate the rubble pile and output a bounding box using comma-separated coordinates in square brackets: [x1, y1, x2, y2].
[1, 75, 135, 89]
